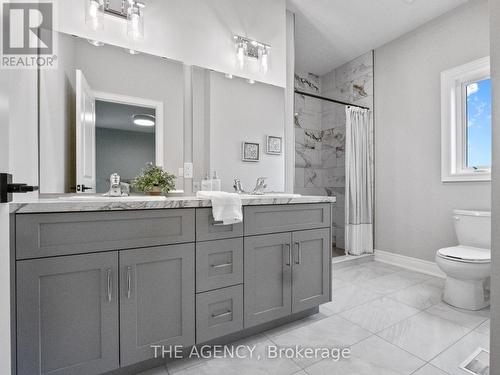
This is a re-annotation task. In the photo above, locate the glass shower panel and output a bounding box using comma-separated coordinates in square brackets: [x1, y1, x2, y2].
[294, 92, 346, 255]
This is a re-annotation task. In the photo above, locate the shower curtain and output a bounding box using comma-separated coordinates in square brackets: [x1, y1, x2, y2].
[345, 107, 374, 255]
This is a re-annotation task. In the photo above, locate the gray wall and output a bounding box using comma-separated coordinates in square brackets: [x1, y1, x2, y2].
[374, 0, 491, 262]
[489, 0, 500, 371]
[95, 128, 155, 193]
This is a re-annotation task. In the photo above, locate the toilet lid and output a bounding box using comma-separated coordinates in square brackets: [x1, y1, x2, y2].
[437, 246, 490, 263]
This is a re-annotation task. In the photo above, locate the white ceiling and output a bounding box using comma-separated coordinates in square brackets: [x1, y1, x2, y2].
[288, 0, 469, 75]
[96, 101, 156, 134]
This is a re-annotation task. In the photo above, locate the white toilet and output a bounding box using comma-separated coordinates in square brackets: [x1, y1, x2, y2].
[435, 209, 491, 311]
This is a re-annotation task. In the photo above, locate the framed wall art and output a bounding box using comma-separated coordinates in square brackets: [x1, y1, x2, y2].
[266, 135, 282, 155]
[242, 142, 260, 162]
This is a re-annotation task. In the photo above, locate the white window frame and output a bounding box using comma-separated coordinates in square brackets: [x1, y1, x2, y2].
[441, 56, 491, 182]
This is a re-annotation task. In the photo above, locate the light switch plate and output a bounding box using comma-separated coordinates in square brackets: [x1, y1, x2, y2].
[183, 162, 193, 179]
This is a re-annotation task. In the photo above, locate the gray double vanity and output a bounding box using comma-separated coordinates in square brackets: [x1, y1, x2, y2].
[10, 196, 334, 375]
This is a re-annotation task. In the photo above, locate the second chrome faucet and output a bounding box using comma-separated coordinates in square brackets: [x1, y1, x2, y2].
[233, 177, 268, 195]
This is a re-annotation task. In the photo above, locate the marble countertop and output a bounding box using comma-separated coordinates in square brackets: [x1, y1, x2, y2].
[10, 194, 336, 214]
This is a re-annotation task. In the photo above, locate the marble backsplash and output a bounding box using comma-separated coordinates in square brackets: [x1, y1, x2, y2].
[294, 51, 374, 249]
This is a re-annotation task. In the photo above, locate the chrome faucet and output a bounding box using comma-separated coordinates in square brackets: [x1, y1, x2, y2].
[251, 177, 268, 195]
[233, 178, 246, 194]
[104, 173, 129, 197]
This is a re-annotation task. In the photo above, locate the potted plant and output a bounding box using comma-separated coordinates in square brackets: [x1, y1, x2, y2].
[132, 163, 176, 196]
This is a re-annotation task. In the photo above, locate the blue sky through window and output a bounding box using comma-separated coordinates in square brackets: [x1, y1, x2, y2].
[466, 78, 492, 168]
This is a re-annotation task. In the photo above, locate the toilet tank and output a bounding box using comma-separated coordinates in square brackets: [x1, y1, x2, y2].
[453, 209, 491, 249]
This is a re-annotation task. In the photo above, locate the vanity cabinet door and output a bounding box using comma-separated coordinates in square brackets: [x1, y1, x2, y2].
[119, 244, 195, 366]
[16, 253, 119, 375]
[291, 229, 331, 313]
[244, 233, 292, 328]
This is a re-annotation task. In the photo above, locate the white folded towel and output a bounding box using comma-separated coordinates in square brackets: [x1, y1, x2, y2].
[196, 191, 243, 225]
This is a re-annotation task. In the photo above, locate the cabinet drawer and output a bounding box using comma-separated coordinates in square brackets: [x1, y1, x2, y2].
[196, 208, 243, 241]
[196, 238, 243, 292]
[196, 285, 243, 343]
[244, 204, 331, 236]
[16, 209, 195, 259]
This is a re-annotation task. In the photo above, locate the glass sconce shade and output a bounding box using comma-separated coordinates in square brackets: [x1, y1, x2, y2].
[260, 47, 269, 73]
[85, 0, 104, 30]
[236, 42, 246, 69]
[234, 35, 271, 73]
[127, 4, 144, 40]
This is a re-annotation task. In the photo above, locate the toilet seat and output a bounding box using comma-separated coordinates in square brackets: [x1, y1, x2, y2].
[437, 245, 490, 264]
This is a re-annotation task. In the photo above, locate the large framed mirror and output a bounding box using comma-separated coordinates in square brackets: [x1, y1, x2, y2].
[38, 32, 287, 196]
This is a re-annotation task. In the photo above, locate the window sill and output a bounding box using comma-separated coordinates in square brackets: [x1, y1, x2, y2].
[442, 173, 491, 183]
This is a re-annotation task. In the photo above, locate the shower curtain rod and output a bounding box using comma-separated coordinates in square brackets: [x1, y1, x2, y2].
[294, 90, 370, 111]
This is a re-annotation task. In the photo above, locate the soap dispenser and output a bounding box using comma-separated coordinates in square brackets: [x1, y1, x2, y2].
[212, 171, 221, 191]
[201, 173, 212, 191]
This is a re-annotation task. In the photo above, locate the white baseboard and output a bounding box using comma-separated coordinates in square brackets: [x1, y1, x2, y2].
[375, 249, 446, 278]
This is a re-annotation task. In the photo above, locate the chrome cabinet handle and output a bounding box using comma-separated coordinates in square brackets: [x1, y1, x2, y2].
[106, 269, 112, 303]
[295, 242, 301, 264]
[212, 311, 232, 319]
[284, 244, 291, 266]
[211, 262, 233, 269]
[126, 266, 132, 299]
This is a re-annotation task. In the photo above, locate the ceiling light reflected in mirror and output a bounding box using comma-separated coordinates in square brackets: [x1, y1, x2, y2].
[133, 114, 155, 127]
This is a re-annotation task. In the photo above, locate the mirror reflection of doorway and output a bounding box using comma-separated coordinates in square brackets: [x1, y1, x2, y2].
[95, 100, 156, 194]
[75, 69, 164, 194]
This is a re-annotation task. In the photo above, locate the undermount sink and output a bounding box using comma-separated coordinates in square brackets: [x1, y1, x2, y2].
[238, 193, 302, 199]
[57, 193, 302, 201]
[58, 195, 167, 201]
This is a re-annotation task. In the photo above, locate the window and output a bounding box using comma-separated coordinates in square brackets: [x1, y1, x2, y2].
[466, 79, 492, 169]
[441, 57, 491, 182]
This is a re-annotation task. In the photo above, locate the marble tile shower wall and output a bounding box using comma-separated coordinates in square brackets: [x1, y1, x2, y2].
[294, 52, 374, 249]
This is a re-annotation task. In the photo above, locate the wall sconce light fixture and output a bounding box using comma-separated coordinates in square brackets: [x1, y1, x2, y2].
[233, 35, 270, 73]
[86, 0, 104, 30]
[85, 0, 146, 40]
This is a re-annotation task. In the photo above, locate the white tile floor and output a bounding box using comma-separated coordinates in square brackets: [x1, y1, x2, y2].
[137, 261, 490, 375]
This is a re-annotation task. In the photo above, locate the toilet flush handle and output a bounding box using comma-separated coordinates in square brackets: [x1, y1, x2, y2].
[454, 216, 460, 221]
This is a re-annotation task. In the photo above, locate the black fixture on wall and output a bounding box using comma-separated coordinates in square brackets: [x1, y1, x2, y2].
[0, 173, 39, 203]
[294, 90, 370, 111]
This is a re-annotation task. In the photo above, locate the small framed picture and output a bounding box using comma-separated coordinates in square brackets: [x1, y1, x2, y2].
[242, 142, 260, 162]
[266, 136, 282, 155]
